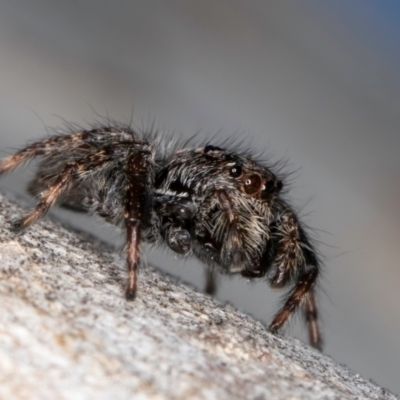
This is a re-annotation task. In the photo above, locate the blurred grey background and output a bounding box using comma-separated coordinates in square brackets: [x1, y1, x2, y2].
[0, 0, 399, 395]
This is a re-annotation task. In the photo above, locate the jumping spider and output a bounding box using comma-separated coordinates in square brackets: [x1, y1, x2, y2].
[0, 125, 322, 349]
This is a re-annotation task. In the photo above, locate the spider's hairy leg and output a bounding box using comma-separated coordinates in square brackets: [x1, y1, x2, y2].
[205, 267, 217, 295]
[299, 227, 322, 349]
[304, 289, 322, 350]
[27, 164, 89, 212]
[0, 132, 88, 175]
[13, 150, 113, 230]
[268, 200, 322, 348]
[270, 206, 303, 288]
[269, 264, 320, 346]
[0, 128, 136, 176]
[124, 150, 153, 300]
[217, 190, 245, 268]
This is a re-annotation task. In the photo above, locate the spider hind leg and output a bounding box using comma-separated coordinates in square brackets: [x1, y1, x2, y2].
[14, 149, 113, 231]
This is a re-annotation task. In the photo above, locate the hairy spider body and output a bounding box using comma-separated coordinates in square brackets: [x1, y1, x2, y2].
[0, 125, 322, 349]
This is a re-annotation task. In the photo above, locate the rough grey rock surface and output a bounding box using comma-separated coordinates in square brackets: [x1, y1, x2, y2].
[0, 193, 396, 400]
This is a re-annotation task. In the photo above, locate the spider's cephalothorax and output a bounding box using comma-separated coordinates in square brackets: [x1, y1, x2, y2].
[0, 126, 322, 349]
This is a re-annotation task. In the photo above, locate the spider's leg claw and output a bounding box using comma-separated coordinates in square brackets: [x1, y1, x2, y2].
[311, 339, 323, 352]
[10, 218, 26, 234]
[269, 323, 279, 334]
[125, 287, 137, 301]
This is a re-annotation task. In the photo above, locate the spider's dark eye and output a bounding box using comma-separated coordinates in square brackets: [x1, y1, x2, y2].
[229, 165, 242, 178]
[260, 179, 283, 199]
[263, 180, 275, 192]
[243, 174, 262, 195]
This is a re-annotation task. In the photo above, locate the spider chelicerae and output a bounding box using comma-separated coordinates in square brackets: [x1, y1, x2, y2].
[0, 124, 322, 349]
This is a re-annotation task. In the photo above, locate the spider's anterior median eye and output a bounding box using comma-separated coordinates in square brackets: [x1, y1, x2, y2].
[229, 165, 242, 178]
[243, 174, 262, 195]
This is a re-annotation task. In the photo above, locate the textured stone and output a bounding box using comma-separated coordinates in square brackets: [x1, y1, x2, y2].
[0, 193, 397, 400]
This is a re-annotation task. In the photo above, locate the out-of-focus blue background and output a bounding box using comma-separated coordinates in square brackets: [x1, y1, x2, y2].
[0, 1, 399, 394]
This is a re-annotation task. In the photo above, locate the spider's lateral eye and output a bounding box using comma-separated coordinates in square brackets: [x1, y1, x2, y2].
[263, 180, 275, 191]
[260, 179, 283, 199]
[229, 165, 242, 178]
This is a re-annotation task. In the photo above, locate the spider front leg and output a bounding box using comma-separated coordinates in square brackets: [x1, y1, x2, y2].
[269, 265, 320, 347]
[268, 202, 322, 349]
[304, 288, 320, 349]
[269, 209, 303, 288]
[270, 207, 322, 348]
[216, 190, 245, 270]
[124, 150, 154, 300]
